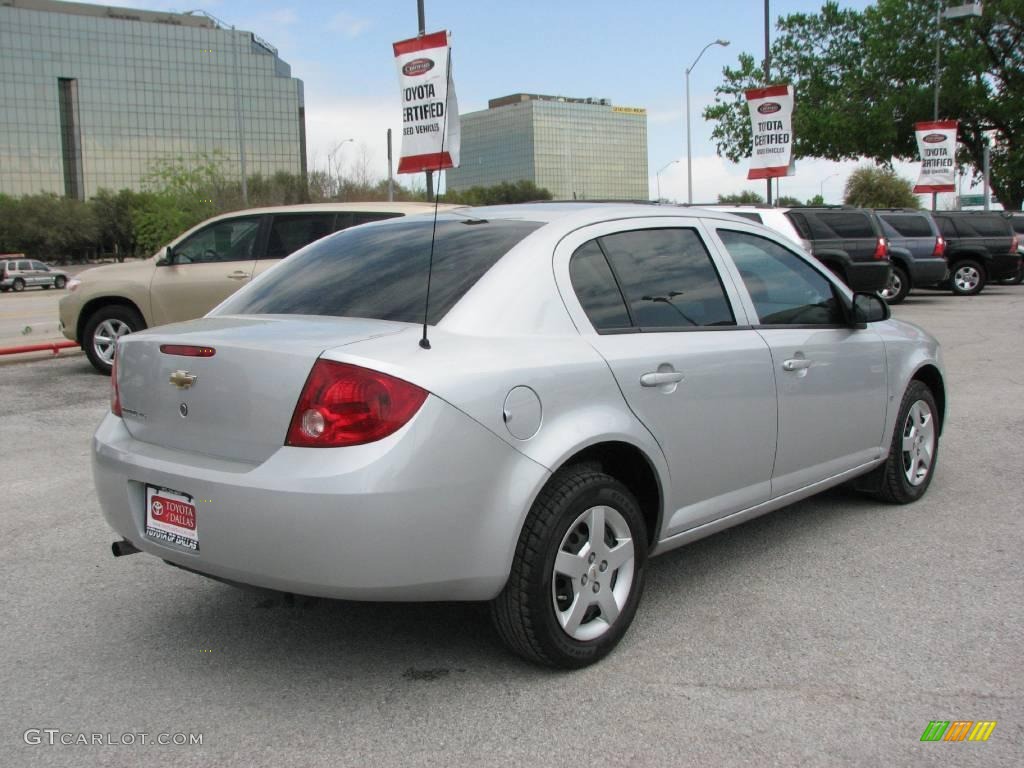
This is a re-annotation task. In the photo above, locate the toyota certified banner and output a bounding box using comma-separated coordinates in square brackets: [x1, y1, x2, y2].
[392, 30, 460, 174]
[745, 84, 795, 180]
[913, 120, 958, 193]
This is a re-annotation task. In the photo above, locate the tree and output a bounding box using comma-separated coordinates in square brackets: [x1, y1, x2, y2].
[717, 191, 766, 204]
[443, 180, 553, 205]
[844, 166, 921, 208]
[92, 188, 141, 261]
[776, 195, 804, 207]
[704, 0, 1024, 210]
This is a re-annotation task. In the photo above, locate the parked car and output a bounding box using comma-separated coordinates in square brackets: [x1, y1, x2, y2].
[873, 209, 949, 304]
[0, 258, 69, 292]
[926, 211, 1020, 295]
[998, 212, 1024, 285]
[60, 202, 449, 373]
[93, 203, 946, 668]
[694, 205, 805, 246]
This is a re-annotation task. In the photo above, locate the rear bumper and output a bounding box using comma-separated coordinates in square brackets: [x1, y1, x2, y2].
[845, 261, 891, 293]
[910, 258, 948, 286]
[92, 397, 549, 601]
[989, 254, 1021, 281]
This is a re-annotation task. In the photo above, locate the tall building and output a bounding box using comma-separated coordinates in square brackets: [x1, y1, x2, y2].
[0, 0, 306, 199]
[446, 93, 648, 201]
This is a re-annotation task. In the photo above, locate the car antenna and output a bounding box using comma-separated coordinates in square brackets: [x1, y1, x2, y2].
[419, 49, 453, 351]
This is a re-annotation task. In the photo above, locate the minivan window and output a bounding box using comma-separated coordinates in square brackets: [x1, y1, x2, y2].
[598, 228, 735, 329]
[216, 217, 543, 324]
[569, 240, 632, 332]
[881, 214, 933, 238]
[265, 213, 335, 259]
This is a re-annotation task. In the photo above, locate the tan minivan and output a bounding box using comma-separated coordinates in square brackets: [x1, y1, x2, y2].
[60, 202, 449, 373]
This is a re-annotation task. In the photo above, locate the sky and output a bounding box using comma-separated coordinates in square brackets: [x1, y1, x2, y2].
[97, 0, 977, 206]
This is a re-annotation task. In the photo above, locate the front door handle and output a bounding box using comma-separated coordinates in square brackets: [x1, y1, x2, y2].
[640, 371, 686, 387]
[782, 358, 813, 372]
[227, 270, 250, 280]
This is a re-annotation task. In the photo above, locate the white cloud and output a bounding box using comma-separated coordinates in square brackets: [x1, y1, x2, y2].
[328, 12, 371, 39]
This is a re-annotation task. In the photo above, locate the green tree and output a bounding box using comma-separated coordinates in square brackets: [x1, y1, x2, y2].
[844, 166, 922, 208]
[776, 195, 804, 207]
[443, 180, 552, 205]
[717, 190, 766, 204]
[92, 188, 142, 261]
[704, 0, 1024, 210]
[805, 193, 826, 206]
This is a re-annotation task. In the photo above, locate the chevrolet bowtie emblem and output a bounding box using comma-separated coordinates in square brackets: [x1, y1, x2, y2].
[169, 370, 198, 389]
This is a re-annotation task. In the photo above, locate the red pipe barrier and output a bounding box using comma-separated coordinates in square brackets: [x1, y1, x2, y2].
[0, 340, 79, 356]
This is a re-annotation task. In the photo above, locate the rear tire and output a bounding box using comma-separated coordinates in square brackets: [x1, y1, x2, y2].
[82, 305, 145, 375]
[878, 265, 910, 305]
[12, 278, 25, 292]
[949, 260, 986, 295]
[490, 466, 648, 668]
[873, 381, 940, 504]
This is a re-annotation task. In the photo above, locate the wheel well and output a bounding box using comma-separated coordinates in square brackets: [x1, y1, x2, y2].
[561, 442, 662, 549]
[912, 365, 946, 434]
[77, 297, 145, 342]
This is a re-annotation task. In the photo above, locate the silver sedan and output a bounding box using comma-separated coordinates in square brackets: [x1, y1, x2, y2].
[93, 204, 945, 668]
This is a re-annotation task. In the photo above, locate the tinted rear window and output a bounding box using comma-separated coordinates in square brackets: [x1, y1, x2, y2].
[803, 211, 876, 239]
[953, 215, 1012, 238]
[880, 214, 934, 238]
[216, 217, 543, 324]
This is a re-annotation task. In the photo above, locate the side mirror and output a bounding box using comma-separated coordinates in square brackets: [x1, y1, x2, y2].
[852, 292, 890, 325]
[156, 246, 173, 266]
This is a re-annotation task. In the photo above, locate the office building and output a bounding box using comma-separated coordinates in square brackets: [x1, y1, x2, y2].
[0, 0, 305, 199]
[446, 93, 648, 200]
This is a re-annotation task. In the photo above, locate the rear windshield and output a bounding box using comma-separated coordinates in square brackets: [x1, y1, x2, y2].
[787, 211, 875, 239]
[215, 216, 543, 324]
[880, 214, 934, 238]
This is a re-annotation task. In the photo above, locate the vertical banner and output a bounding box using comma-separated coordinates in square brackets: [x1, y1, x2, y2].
[745, 85, 795, 180]
[393, 31, 460, 174]
[913, 120, 958, 193]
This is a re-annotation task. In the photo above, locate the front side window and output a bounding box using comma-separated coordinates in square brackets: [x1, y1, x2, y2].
[718, 230, 844, 326]
[597, 228, 735, 329]
[215, 217, 543, 325]
[265, 214, 335, 259]
[174, 216, 262, 264]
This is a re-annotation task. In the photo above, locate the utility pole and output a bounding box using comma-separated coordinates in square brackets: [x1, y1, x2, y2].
[982, 142, 991, 210]
[417, 0, 433, 201]
[932, 2, 941, 211]
[764, 0, 772, 206]
[387, 128, 394, 202]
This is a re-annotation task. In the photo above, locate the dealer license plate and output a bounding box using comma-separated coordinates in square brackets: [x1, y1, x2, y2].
[145, 485, 198, 551]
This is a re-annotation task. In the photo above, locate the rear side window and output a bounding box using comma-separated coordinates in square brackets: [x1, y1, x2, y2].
[597, 228, 735, 329]
[569, 241, 632, 331]
[216, 217, 542, 324]
[804, 211, 875, 239]
[936, 217, 958, 238]
[955, 215, 1011, 237]
[880, 214, 933, 238]
[265, 213, 335, 259]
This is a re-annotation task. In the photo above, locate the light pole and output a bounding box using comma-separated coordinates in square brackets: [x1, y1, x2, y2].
[686, 39, 729, 204]
[819, 173, 837, 202]
[656, 160, 679, 201]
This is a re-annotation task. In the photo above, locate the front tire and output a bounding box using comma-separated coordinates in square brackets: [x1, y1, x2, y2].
[491, 467, 648, 668]
[950, 260, 986, 296]
[878, 265, 910, 305]
[54, 276, 67, 289]
[82, 305, 145, 375]
[873, 381, 940, 504]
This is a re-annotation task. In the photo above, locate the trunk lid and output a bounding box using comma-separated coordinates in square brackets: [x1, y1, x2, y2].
[116, 316, 408, 463]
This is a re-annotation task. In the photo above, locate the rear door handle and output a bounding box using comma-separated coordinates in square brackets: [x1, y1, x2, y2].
[227, 270, 250, 280]
[782, 358, 813, 371]
[640, 371, 686, 387]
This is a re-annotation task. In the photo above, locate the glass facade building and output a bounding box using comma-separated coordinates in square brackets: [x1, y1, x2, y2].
[0, 0, 305, 199]
[446, 93, 648, 201]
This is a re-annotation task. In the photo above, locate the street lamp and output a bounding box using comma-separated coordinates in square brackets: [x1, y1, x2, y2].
[656, 160, 679, 201]
[819, 173, 838, 201]
[686, 39, 730, 204]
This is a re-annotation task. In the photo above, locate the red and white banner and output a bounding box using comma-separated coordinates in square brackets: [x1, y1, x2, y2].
[913, 120, 958, 193]
[745, 85, 795, 180]
[393, 31, 460, 174]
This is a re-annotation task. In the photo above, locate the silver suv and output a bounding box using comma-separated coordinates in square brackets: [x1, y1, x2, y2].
[0, 258, 69, 292]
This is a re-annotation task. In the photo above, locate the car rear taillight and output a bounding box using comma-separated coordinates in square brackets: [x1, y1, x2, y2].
[873, 237, 888, 260]
[285, 360, 427, 447]
[932, 236, 946, 259]
[110, 354, 122, 416]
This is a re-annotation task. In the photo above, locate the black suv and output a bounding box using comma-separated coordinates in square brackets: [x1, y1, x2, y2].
[874, 210, 949, 304]
[783, 208, 891, 293]
[928, 212, 1020, 295]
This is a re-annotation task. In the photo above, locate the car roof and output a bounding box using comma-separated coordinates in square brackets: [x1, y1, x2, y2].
[206, 201, 456, 218]
[422, 201, 787, 227]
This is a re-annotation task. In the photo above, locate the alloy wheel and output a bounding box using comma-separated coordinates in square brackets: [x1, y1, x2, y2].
[93, 318, 132, 364]
[954, 265, 980, 293]
[551, 505, 635, 641]
[901, 400, 935, 486]
[879, 271, 902, 300]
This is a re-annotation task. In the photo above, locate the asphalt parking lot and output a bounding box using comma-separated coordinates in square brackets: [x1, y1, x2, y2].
[1, 289, 1021, 767]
